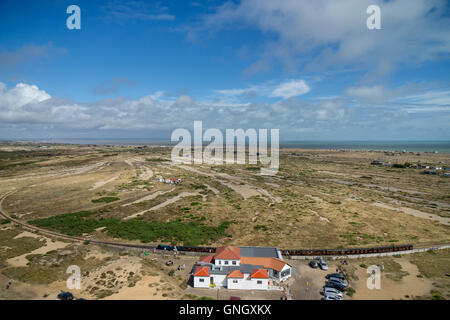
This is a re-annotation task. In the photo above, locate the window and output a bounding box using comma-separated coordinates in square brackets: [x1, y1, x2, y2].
[224, 261, 229, 265]
[281, 269, 291, 278]
[232, 261, 236, 265]
[233, 280, 238, 283]
[199, 279, 204, 283]
[257, 280, 262, 284]
[218, 261, 221, 265]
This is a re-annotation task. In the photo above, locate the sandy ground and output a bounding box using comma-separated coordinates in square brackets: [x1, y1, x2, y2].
[139, 167, 154, 180]
[7, 236, 70, 268]
[90, 175, 120, 190]
[204, 184, 220, 197]
[372, 202, 450, 226]
[177, 165, 281, 202]
[122, 188, 175, 207]
[352, 259, 434, 300]
[124, 191, 200, 220]
[103, 275, 166, 300]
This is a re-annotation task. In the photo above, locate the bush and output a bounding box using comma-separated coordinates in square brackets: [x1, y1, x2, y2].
[29, 211, 107, 236]
[346, 287, 356, 297]
[1, 219, 11, 225]
[254, 225, 268, 231]
[31, 211, 234, 245]
[91, 197, 120, 204]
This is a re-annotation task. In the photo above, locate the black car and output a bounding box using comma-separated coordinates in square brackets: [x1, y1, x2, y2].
[326, 273, 346, 280]
[57, 292, 74, 300]
[325, 281, 346, 292]
[309, 261, 318, 268]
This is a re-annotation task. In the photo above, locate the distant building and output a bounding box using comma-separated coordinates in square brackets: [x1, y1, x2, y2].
[158, 178, 182, 184]
[192, 246, 291, 290]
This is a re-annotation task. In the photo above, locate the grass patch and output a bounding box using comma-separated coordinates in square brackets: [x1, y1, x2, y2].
[410, 249, 450, 279]
[254, 225, 268, 231]
[91, 197, 120, 204]
[346, 287, 355, 297]
[29, 211, 233, 245]
[29, 211, 105, 236]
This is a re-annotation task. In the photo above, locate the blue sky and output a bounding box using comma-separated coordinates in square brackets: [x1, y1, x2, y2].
[0, 0, 449, 141]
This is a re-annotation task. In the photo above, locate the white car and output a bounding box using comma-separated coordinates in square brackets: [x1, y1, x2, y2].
[318, 259, 328, 270]
[323, 287, 343, 298]
[323, 293, 343, 300]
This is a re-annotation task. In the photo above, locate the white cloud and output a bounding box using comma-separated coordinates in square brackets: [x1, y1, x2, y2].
[0, 83, 51, 109]
[0, 82, 449, 140]
[270, 80, 310, 99]
[198, 0, 450, 75]
[214, 79, 310, 102]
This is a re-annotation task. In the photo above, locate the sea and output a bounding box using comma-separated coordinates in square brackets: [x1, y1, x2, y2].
[23, 139, 450, 154]
[279, 141, 450, 154]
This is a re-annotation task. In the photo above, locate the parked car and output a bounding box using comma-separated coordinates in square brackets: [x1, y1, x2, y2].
[323, 287, 343, 298]
[324, 292, 343, 300]
[318, 259, 328, 270]
[229, 296, 241, 300]
[328, 277, 348, 287]
[323, 294, 342, 300]
[325, 281, 346, 292]
[165, 260, 174, 266]
[309, 261, 318, 268]
[57, 291, 74, 300]
[326, 273, 345, 280]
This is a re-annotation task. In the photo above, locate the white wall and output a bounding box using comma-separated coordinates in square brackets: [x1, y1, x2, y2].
[193, 276, 210, 288]
[214, 259, 240, 267]
[211, 274, 227, 287]
[227, 275, 269, 290]
[279, 264, 291, 281]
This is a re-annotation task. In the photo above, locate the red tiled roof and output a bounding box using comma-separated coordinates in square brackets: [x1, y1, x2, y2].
[193, 266, 210, 277]
[240, 257, 287, 272]
[250, 268, 269, 279]
[227, 270, 244, 278]
[199, 255, 214, 263]
[215, 246, 241, 260]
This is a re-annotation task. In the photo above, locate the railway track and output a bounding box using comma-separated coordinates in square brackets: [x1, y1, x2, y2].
[1, 191, 449, 257]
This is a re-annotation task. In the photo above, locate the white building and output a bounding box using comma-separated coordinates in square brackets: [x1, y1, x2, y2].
[192, 246, 291, 290]
[158, 178, 182, 184]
